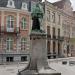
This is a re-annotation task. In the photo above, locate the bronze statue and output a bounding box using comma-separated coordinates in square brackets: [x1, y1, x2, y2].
[18, 1, 61, 75]
[31, 1, 44, 30]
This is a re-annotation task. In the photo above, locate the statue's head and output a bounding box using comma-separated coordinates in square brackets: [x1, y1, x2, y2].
[31, 2, 44, 19]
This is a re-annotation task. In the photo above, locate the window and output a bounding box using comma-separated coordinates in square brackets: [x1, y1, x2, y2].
[21, 18, 27, 29]
[6, 16, 14, 28]
[21, 38, 27, 50]
[47, 26, 51, 38]
[58, 42, 61, 55]
[21, 2, 28, 10]
[47, 41, 50, 54]
[47, 10, 50, 21]
[53, 41, 56, 53]
[47, 26, 50, 35]
[58, 15, 61, 24]
[52, 12, 55, 23]
[6, 37, 13, 51]
[58, 29, 60, 37]
[21, 56, 27, 62]
[53, 27, 55, 38]
[6, 57, 14, 62]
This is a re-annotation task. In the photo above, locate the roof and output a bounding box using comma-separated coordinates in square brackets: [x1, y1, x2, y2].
[52, 0, 65, 9]
[0, 0, 26, 9]
[0, 0, 38, 9]
[52, 0, 72, 9]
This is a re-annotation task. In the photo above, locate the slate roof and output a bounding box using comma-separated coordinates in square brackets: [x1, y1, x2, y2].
[0, 0, 38, 9]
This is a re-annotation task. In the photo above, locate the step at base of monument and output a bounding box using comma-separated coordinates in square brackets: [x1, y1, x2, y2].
[19, 70, 38, 75]
[19, 70, 61, 75]
[38, 73, 61, 75]
[38, 68, 61, 75]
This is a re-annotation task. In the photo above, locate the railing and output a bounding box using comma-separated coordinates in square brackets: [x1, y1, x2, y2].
[46, 35, 64, 41]
[6, 28, 14, 32]
[57, 36, 64, 41]
[0, 48, 28, 54]
[51, 35, 64, 41]
[0, 50, 22, 54]
[1, 26, 20, 33]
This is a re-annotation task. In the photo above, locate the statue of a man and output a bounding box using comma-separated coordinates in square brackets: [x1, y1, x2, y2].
[31, 1, 44, 31]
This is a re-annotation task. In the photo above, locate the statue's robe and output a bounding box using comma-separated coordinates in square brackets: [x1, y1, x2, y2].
[32, 16, 40, 30]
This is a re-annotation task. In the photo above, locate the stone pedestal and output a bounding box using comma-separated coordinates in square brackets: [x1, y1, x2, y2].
[18, 31, 61, 75]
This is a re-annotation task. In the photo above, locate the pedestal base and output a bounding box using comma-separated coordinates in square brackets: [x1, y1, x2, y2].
[38, 68, 61, 75]
[19, 69, 61, 75]
[18, 31, 61, 75]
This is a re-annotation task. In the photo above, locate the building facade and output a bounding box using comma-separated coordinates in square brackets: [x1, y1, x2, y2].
[52, 0, 75, 57]
[44, 1, 64, 59]
[0, 0, 75, 64]
[44, 0, 75, 58]
[71, 11, 75, 56]
[0, 0, 31, 63]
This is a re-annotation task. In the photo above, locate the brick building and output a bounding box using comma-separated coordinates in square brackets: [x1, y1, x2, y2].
[0, 0, 31, 63]
[0, 0, 75, 64]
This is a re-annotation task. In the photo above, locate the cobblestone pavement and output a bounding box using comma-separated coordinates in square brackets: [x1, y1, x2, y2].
[0, 58, 75, 75]
[0, 63, 27, 75]
[50, 62, 75, 75]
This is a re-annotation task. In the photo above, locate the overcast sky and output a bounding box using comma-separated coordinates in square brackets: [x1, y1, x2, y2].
[42, 0, 75, 10]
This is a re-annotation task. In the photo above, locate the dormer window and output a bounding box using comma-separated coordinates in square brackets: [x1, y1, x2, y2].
[7, 0, 15, 8]
[21, 2, 28, 10]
